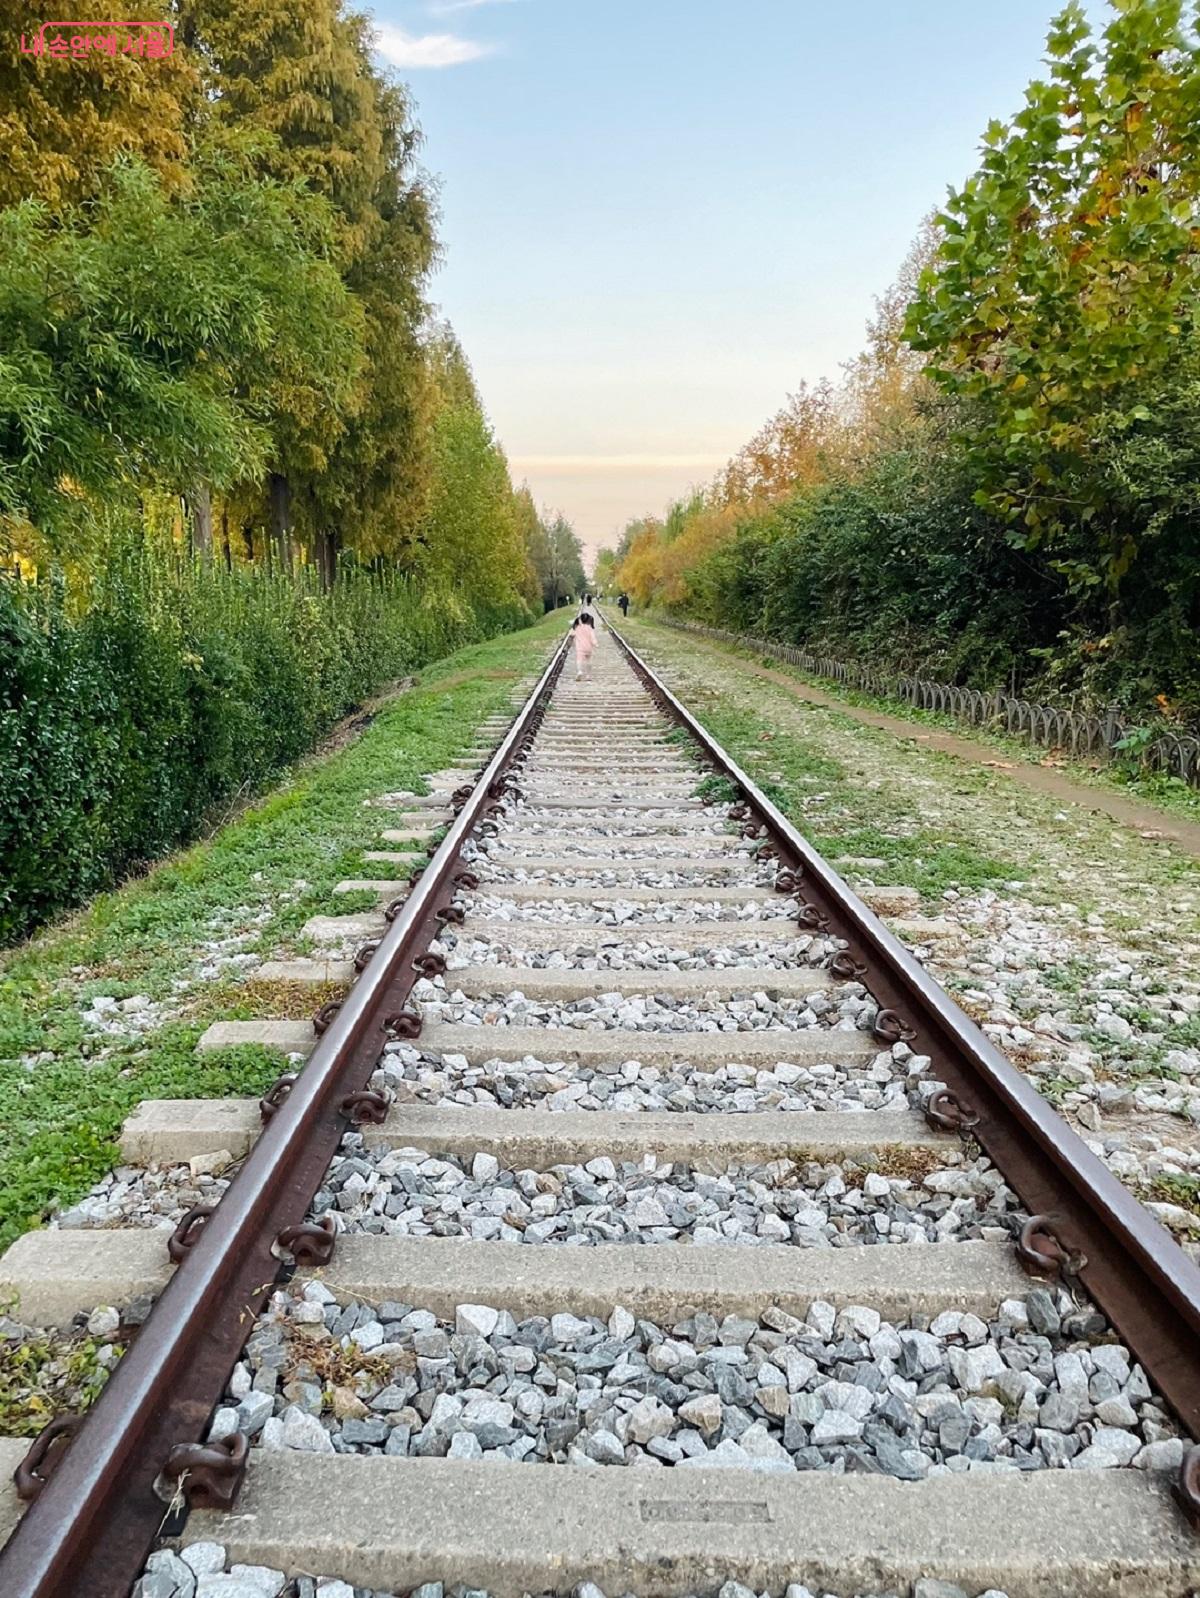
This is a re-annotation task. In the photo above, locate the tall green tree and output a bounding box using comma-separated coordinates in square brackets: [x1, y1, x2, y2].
[907, 0, 1200, 593]
[0, 155, 361, 568]
[592, 547, 618, 594]
[543, 514, 586, 607]
[519, 494, 584, 611]
[178, 0, 429, 566]
[308, 49, 438, 576]
[512, 487, 552, 612]
[414, 331, 533, 623]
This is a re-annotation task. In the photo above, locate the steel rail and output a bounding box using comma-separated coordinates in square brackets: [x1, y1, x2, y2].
[606, 616, 1200, 1450]
[0, 633, 570, 1598]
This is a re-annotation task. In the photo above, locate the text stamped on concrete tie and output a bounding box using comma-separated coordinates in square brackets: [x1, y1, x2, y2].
[639, 1499, 772, 1525]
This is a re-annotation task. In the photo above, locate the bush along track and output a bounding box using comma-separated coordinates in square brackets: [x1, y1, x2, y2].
[623, 618, 1200, 1235]
[0, 558, 537, 948]
[0, 613, 562, 1254]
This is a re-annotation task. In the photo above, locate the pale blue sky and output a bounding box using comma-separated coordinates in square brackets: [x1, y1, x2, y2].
[370, 0, 1108, 552]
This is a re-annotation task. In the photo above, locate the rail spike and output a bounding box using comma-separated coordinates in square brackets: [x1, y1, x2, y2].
[277, 1215, 337, 1266]
[872, 1008, 917, 1045]
[1016, 1214, 1086, 1278]
[160, 1432, 249, 1511]
[339, 1089, 391, 1125]
[259, 1072, 298, 1123]
[167, 1204, 215, 1263]
[828, 951, 867, 982]
[923, 1088, 980, 1134]
[15, 1416, 82, 1502]
[387, 1006, 423, 1039]
[354, 940, 381, 973]
[311, 998, 342, 1037]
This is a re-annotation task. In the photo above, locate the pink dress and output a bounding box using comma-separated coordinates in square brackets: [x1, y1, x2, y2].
[573, 623, 596, 665]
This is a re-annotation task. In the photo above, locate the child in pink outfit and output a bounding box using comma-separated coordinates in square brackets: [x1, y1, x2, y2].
[572, 611, 597, 680]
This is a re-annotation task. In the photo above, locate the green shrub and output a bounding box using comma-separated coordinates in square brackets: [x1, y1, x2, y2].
[671, 421, 1199, 712]
[0, 551, 530, 944]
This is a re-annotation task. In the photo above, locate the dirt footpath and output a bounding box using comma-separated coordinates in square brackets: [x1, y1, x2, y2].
[675, 628, 1200, 860]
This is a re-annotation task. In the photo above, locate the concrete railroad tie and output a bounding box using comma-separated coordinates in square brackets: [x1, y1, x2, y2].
[194, 1019, 879, 1068]
[184, 1459, 1200, 1598]
[118, 1099, 941, 1168]
[0, 1230, 1026, 1327]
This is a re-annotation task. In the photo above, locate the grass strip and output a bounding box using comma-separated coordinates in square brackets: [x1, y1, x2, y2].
[0, 614, 562, 1251]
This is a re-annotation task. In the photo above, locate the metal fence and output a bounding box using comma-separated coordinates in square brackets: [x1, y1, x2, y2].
[659, 617, 1200, 790]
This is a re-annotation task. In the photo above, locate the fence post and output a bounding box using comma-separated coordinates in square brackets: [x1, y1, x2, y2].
[651, 616, 1196, 792]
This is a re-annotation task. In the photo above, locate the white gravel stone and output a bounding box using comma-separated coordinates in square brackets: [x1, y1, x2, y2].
[86, 1304, 121, 1338]
[181, 1545, 227, 1579]
[276, 1406, 334, 1453]
[228, 1569, 286, 1598]
[455, 1303, 500, 1338]
[196, 1578, 273, 1598]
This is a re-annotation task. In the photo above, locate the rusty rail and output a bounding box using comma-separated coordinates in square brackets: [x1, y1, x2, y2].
[606, 618, 1200, 1458]
[7, 614, 1200, 1593]
[0, 635, 570, 1598]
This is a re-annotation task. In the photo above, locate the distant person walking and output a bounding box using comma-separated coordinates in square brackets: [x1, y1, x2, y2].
[617, 592, 630, 618]
[572, 610, 597, 681]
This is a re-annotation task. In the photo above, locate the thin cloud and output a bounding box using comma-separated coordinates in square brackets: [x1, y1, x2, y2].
[429, 0, 518, 13]
[374, 22, 493, 67]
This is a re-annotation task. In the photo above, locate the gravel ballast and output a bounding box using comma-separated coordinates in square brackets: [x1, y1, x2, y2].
[464, 895, 800, 926]
[136, 1556, 1013, 1598]
[371, 1040, 922, 1115]
[312, 1141, 1023, 1249]
[417, 981, 877, 1036]
[446, 932, 838, 973]
[207, 1285, 1181, 1481]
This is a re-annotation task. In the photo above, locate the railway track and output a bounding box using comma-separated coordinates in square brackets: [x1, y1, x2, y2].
[2, 615, 1199, 1598]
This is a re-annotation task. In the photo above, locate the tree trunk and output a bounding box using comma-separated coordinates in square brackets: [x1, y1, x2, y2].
[186, 483, 214, 561]
[221, 507, 232, 571]
[243, 522, 255, 563]
[269, 473, 292, 573]
[316, 529, 341, 590]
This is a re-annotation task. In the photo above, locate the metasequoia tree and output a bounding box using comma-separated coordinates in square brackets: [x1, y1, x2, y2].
[308, 51, 438, 579]
[178, 0, 428, 568]
[412, 332, 534, 616]
[0, 0, 198, 211]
